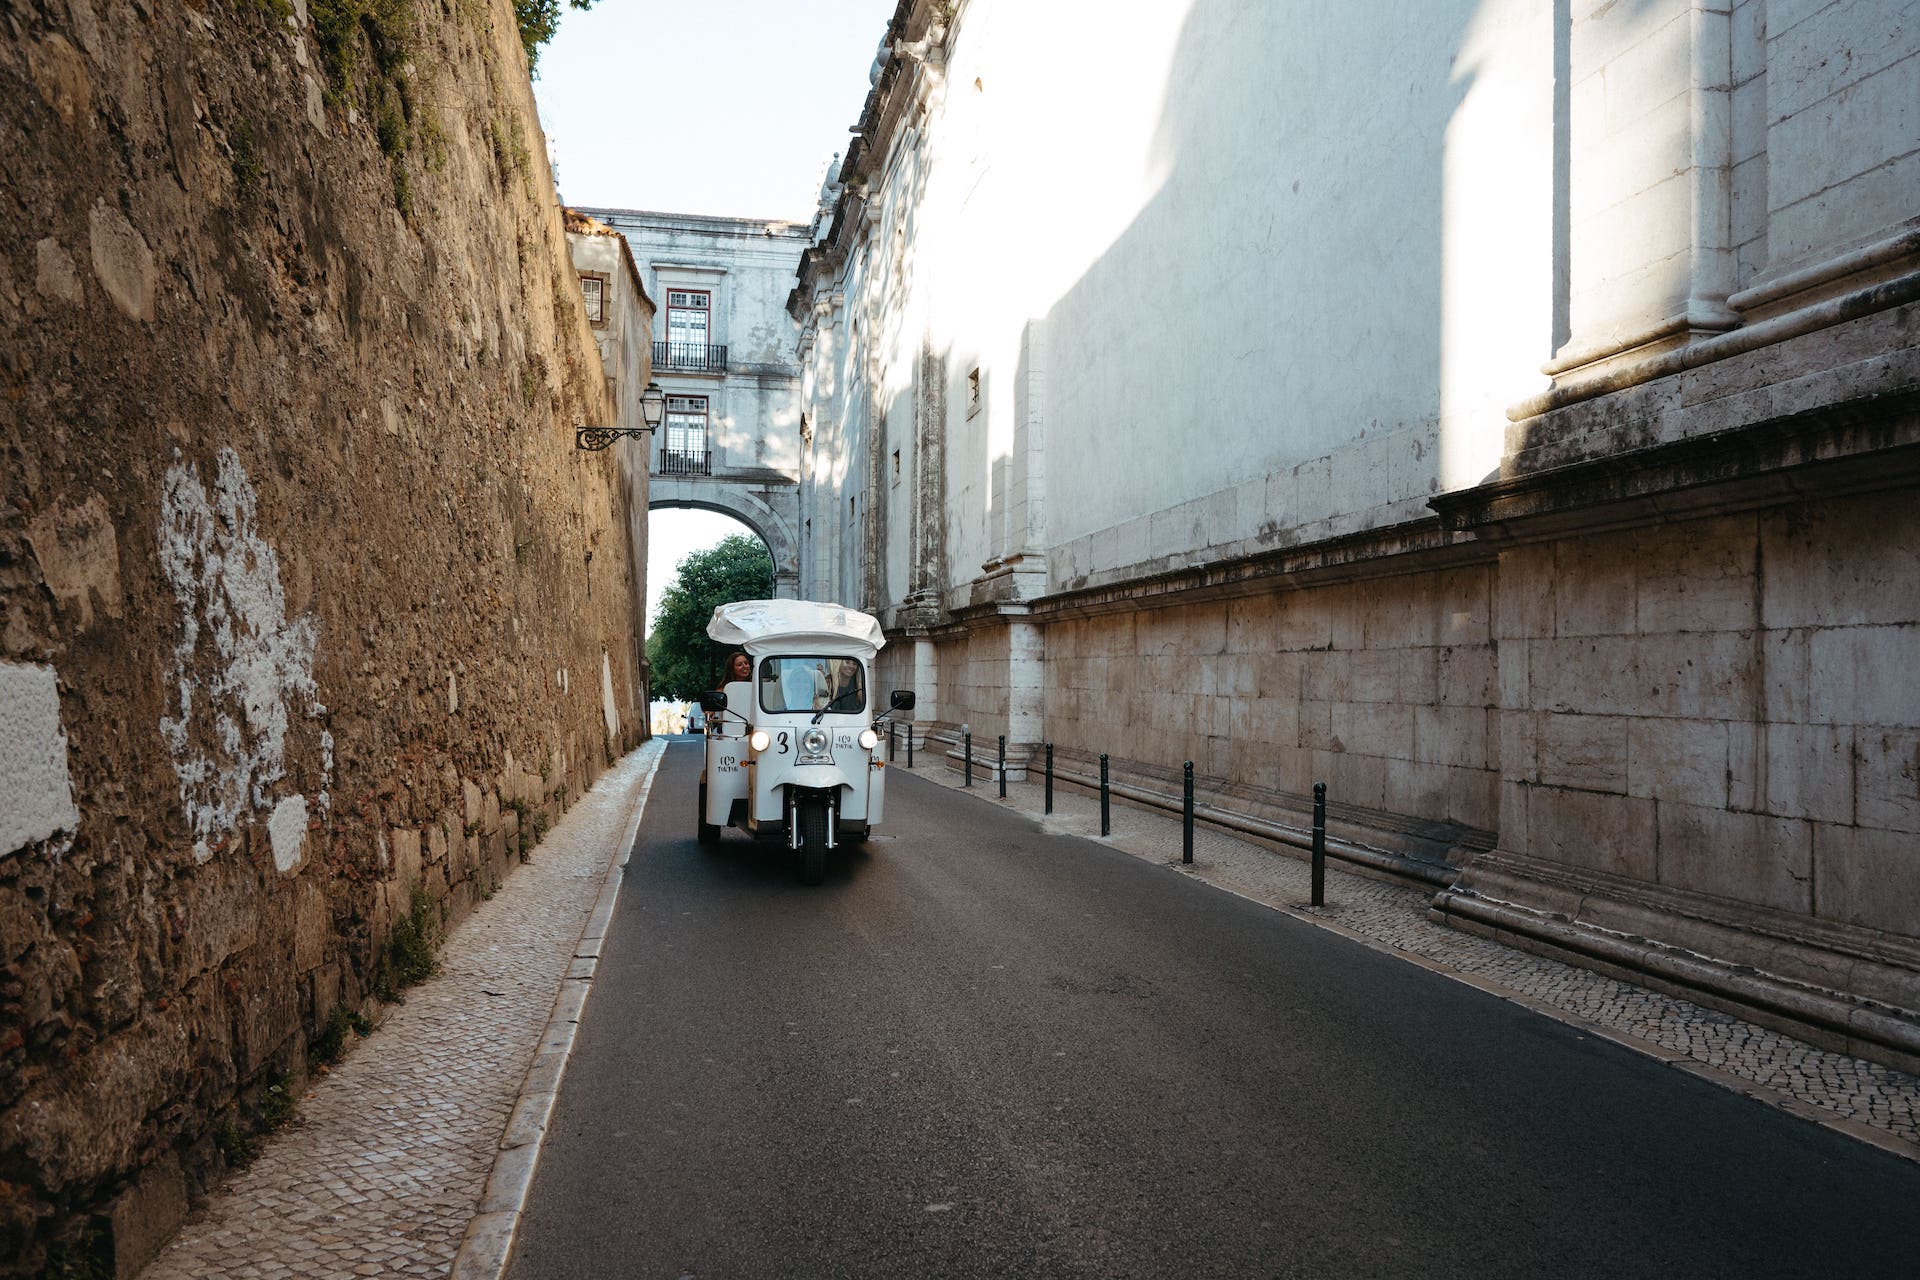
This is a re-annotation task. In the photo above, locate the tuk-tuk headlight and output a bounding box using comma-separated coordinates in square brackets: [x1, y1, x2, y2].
[800, 727, 830, 756]
[749, 730, 770, 753]
[858, 728, 878, 751]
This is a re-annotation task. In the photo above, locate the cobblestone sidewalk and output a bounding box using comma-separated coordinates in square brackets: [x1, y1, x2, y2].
[139, 741, 665, 1280]
[907, 757, 1920, 1157]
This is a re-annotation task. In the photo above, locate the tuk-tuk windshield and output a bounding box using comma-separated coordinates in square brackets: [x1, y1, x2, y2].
[758, 655, 866, 715]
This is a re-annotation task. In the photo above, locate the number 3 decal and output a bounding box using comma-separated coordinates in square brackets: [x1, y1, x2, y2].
[777, 731, 791, 754]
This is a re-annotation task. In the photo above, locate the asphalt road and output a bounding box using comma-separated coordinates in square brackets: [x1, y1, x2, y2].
[506, 739, 1918, 1279]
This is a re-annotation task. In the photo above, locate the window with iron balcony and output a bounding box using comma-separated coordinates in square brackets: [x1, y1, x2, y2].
[657, 289, 727, 373]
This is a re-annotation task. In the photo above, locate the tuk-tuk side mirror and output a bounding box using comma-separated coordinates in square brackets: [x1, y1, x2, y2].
[698, 689, 728, 713]
[889, 690, 916, 711]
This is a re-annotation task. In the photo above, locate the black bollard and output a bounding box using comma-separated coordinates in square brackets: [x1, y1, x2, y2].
[998, 735, 1007, 798]
[1311, 782, 1327, 907]
[964, 731, 973, 787]
[1182, 761, 1194, 864]
[1044, 743, 1054, 815]
[888, 722, 897, 762]
[907, 726, 914, 769]
[1100, 753, 1111, 836]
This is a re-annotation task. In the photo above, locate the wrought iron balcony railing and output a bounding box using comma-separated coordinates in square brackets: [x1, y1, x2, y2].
[653, 342, 728, 374]
[659, 446, 711, 477]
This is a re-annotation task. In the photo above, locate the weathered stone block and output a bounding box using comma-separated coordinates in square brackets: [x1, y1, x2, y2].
[235, 966, 302, 1077]
[391, 827, 423, 895]
[109, 1153, 187, 1280]
[1656, 804, 1813, 914]
[1327, 587, 1366, 651]
[1300, 652, 1350, 702]
[1554, 538, 1636, 636]
[1635, 517, 1757, 633]
[1499, 710, 1537, 783]
[292, 879, 328, 973]
[1814, 823, 1920, 936]
[1809, 624, 1920, 727]
[1347, 649, 1398, 703]
[1537, 713, 1629, 791]
[1245, 696, 1300, 749]
[1495, 545, 1555, 640]
[1320, 748, 1386, 810]
[1761, 495, 1920, 629]
[1626, 718, 1729, 806]
[1500, 779, 1530, 846]
[1635, 633, 1757, 720]
[1527, 785, 1657, 880]
[1855, 728, 1920, 835]
[1764, 722, 1854, 823]
[1443, 644, 1505, 706]
[1396, 647, 1439, 705]
[1448, 766, 1498, 831]
[1498, 643, 1529, 708]
[1385, 757, 1450, 821]
[1415, 705, 1488, 769]
[1271, 596, 1333, 650]
[1332, 702, 1413, 760]
[1761, 628, 1810, 723]
[1528, 636, 1641, 715]
[311, 962, 341, 1026]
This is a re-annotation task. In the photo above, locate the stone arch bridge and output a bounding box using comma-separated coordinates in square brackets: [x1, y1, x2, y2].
[648, 478, 800, 600]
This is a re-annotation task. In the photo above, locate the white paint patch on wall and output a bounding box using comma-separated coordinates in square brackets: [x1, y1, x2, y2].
[269, 794, 308, 873]
[601, 650, 620, 746]
[0, 661, 82, 856]
[157, 448, 321, 863]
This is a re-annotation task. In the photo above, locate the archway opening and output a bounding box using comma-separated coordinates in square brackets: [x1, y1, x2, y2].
[645, 506, 777, 735]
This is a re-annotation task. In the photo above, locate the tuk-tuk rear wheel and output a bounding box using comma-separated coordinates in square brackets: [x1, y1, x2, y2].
[796, 796, 829, 885]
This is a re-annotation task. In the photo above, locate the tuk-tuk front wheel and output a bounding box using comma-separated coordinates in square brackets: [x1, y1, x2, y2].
[795, 795, 829, 885]
[696, 781, 720, 846]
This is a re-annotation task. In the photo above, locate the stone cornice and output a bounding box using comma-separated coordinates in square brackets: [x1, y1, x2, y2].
[1433, 388, 1920, 544]
[1032, 518, 1491, 624]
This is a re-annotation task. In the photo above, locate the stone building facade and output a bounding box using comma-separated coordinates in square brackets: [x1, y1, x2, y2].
[0, 1, 645, 1272]
[789, 0, 1920, 1070]
[581, 207, 810, 594]
[565, 209, 656, 695]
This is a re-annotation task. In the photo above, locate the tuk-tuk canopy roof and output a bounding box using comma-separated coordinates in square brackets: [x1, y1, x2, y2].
[706, 600, 886, 654]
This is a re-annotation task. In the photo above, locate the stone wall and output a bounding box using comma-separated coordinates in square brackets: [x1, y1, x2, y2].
[1040, 571, 1500, 838]
[0, 0, 644, 1272]
[1496, 490, 1920, 936]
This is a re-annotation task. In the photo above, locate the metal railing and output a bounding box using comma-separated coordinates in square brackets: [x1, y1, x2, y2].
[658, 446, 710, 477]
[652, 341, 728, 374]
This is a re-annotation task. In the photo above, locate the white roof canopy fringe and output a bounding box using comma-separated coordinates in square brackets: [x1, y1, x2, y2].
[706, 599, 886, 653]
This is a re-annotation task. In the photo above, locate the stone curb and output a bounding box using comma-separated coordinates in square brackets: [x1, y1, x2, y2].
[448, 739, 667, 1280]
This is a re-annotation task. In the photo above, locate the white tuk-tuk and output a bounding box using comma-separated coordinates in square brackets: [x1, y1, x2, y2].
[695, 600, 915, 884]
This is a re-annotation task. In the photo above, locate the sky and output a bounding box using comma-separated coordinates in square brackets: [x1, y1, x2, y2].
[533, 1, 895, 630]
[532, 0, 899, 220]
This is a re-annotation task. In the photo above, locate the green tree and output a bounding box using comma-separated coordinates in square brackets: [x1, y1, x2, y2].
[646, 534, 775, 699]
[515, 0, 596, 74]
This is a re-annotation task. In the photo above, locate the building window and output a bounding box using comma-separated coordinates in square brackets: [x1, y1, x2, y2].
[891, 448, 901, 485]
[579, 273, 607, 324]
[661, 395, 709, 476]
[668, 289, 714, 347]
[657, 289, 725, 372]
[966, 367, 981, 417]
